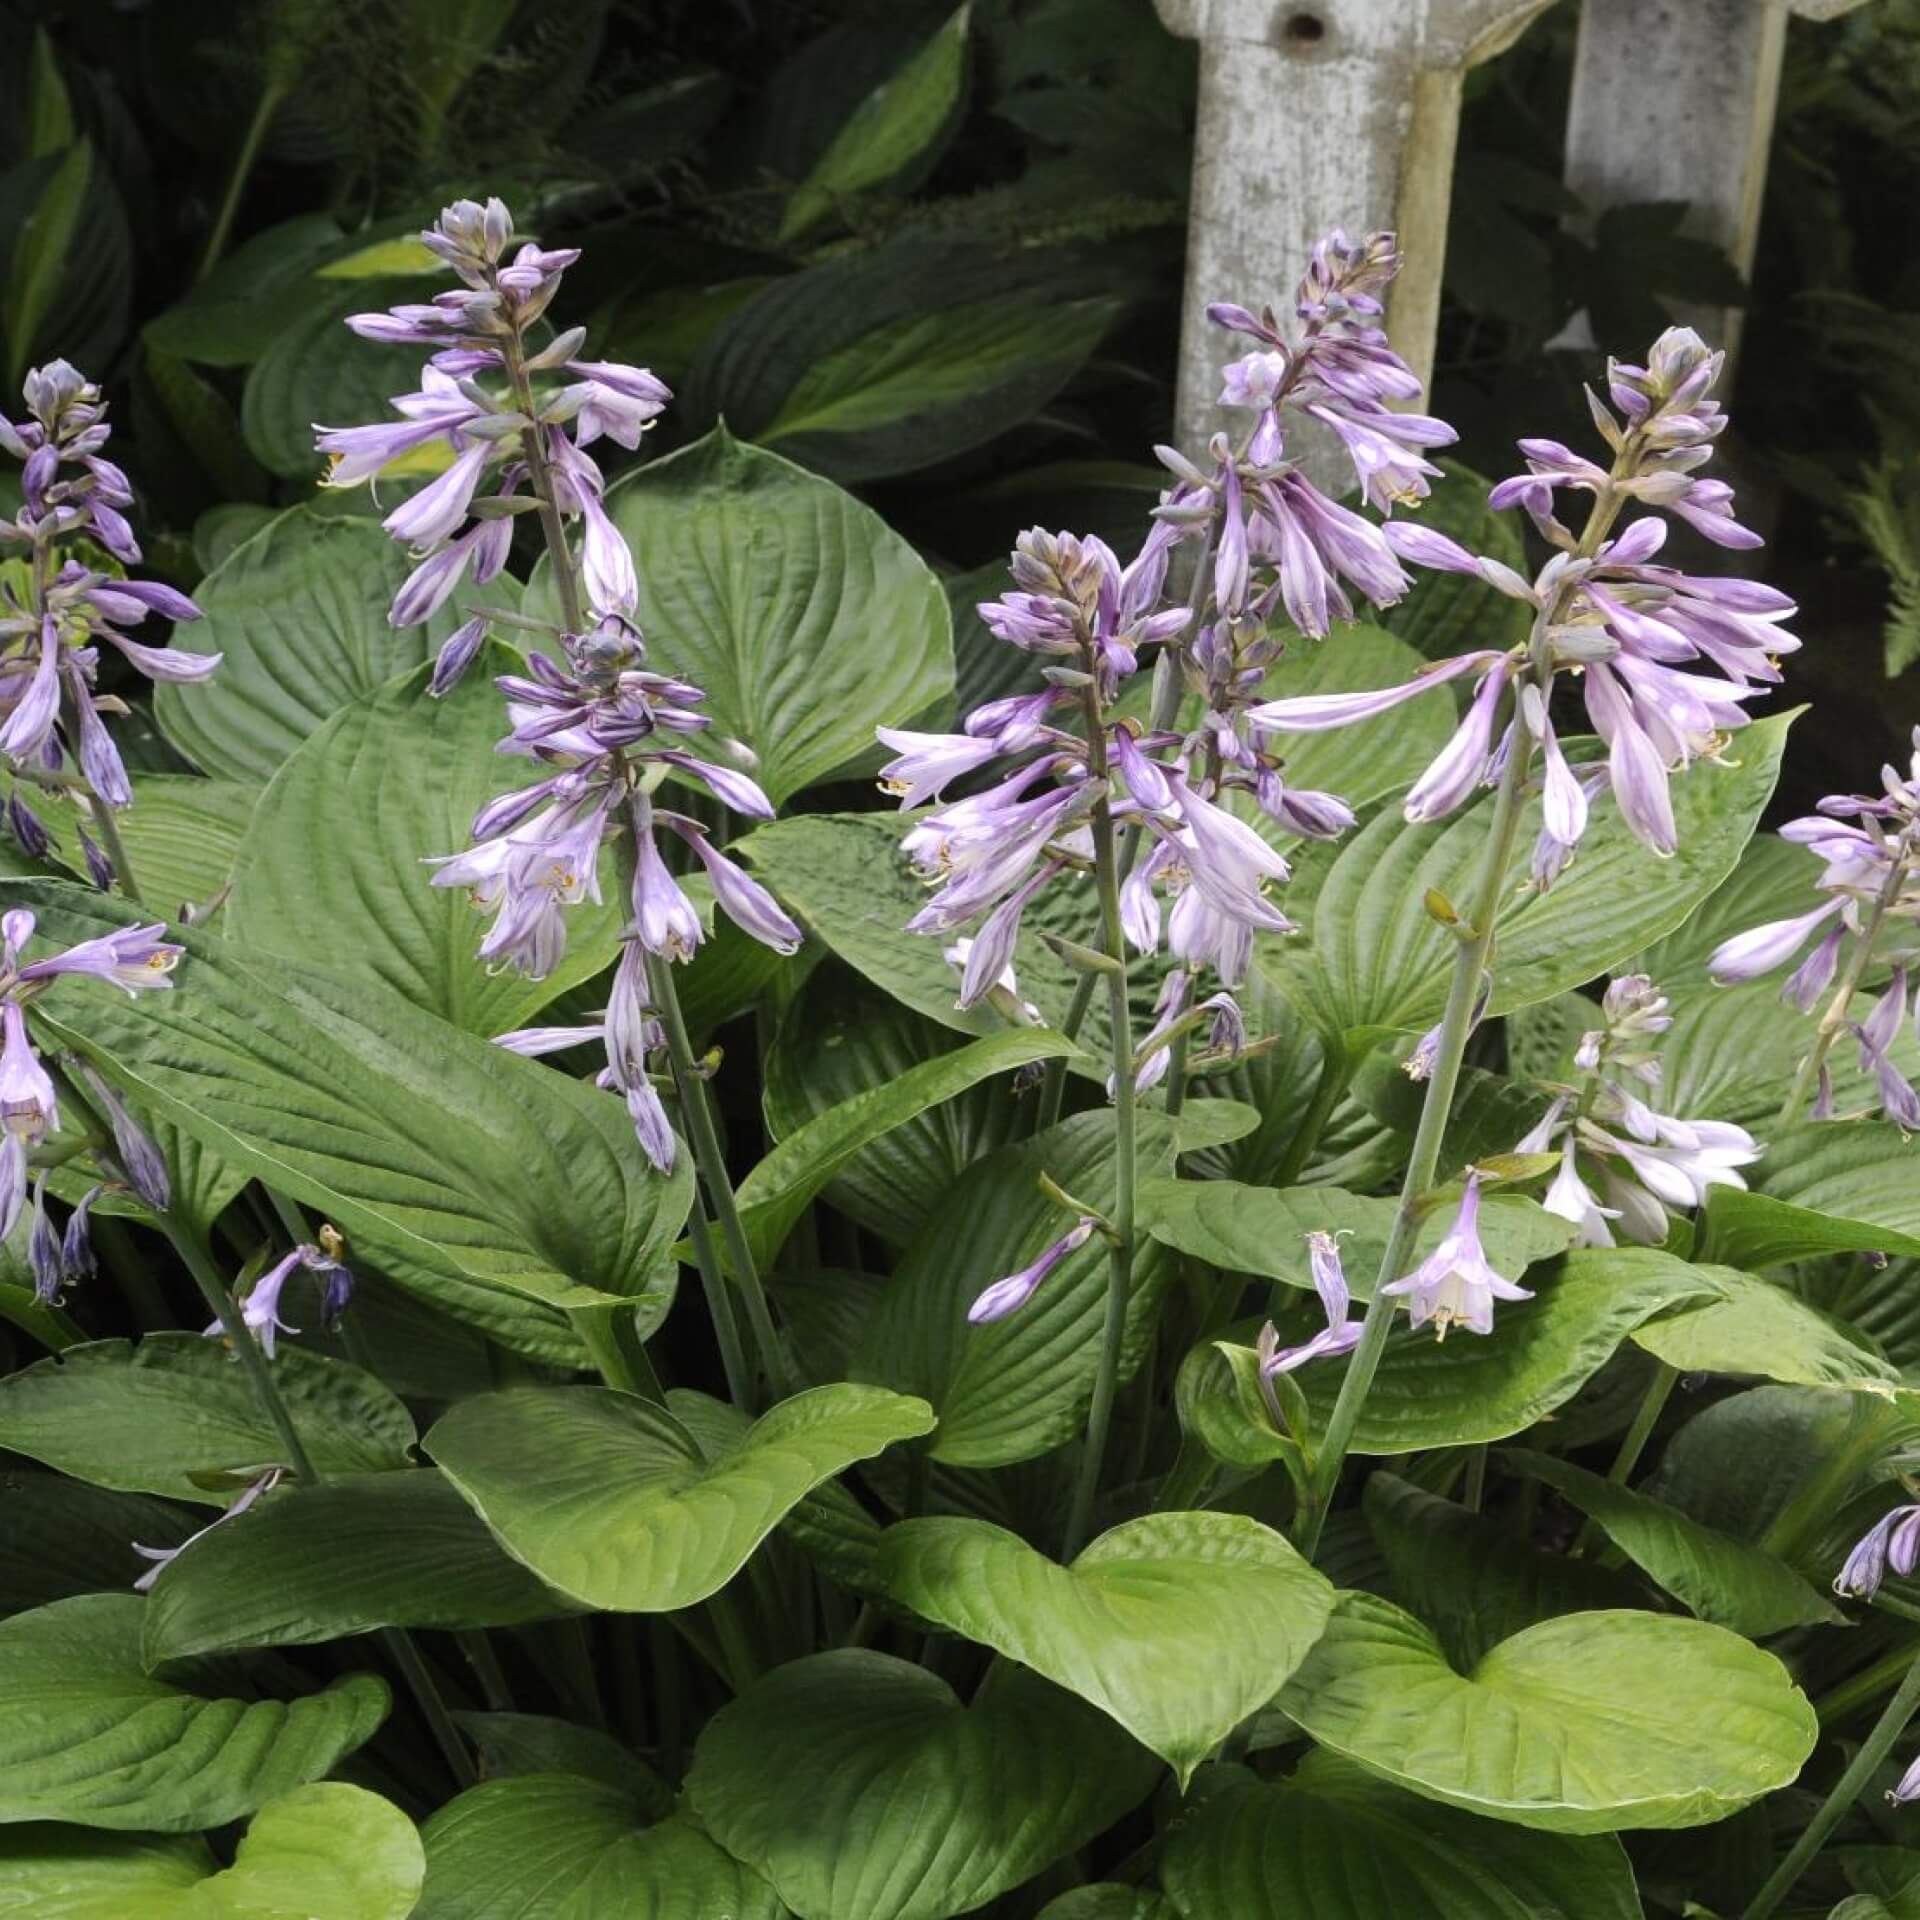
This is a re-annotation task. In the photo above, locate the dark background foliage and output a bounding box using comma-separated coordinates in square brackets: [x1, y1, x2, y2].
[0, 0, 1912, 795]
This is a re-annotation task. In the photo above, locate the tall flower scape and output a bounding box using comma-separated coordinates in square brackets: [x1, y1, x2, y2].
[0, 185, 1908, 1920]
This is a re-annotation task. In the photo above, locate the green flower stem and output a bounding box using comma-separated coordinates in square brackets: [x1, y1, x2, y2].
[1571, 1360, 1678, 1557]
[1742, 1647, 1920, 1920]
[1269, 1047, 1349, 1188]
[457, 1628, 514, 1712]
[1780, 831, 1915, 1129]
[88, 802, 143, 905]
[161, 1214, 478, 1790]
[1062, 696, 1137, 1560]
[647, 950, 800, 1404]
[1813, 1640, 1920, 1728]
[670, 1132, 750, 1407]
[197, 79, 289, 282]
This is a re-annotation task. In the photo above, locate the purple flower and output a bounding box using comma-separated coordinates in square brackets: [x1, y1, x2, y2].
[1835, 1503, 1920, 1599]
[208, 1243, 352, 1360]
[1381, 1174, 1532, 1338]
[133, 1465, 285, 1592]
[18, 922, 181, 995]
[1255, 1231, 1364, 1380]
[665, 816, 803, 956]
[1890, 1754, 1920, 1808]
[0, 1001, 57, 1145]
[1708, 899, 1844, 985]
[968, 1217, 1098, 1323]
[76, 1063, 170, 1211]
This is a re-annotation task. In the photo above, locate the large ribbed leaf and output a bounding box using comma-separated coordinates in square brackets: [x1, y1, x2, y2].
[687, 1651, 1158, 1920]
[1634, 832, 1817, 983]
[426, 1384, 933, 1612]
[18, 882, 691, 1363]
[141, 1472, 573, 1662]
[153, 507, 465, 782]
[1503, 1449, 1842, 1635]
[0, 1783, 423, 1918]
[1629, 1265, 1900, 1395]
[0, 1472, 195, 1616]
[1160, 1756, 1642, 1920]
[852, 1110, 1175, 1467]
[0, 1595, 388, 1831]
[26, 775, 256, 918]
[0, 1336, 414, 1505]
[1206, 1248, 1715, 1454]
[1263, 709, 1790, 1042]
[874, 1512, 1333, 1783]
[1137, 1178, 1572, 1303]
[416, 1774, 785, 1920]
[1279, 1591, 1816, 1832]
[1705, 1121, 1920, 1269]
[736, 1026, 1071, 1270]
[225, 651, 623, 1034]
[562, 429, 951, 807]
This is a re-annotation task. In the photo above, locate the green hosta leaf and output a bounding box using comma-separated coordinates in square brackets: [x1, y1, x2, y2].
[417, 1774, 781, 1920]
[1705, 1122, 1920, 1269]
[0, 1594, 388, 1831]
[0, 1782, 423, 1918]
[224, 650, 623, 1034]
[1160, 1754, 1642, 1920]
[688, 1650, 1158, 1920]
[567, 428, 951, 807]
[64, 776, 255, 917]
[1634, 824, 1817, 984]
[426, 1383, 934, 1612]
[763, 966, 1029, 1246]
[1264, 709, 1790, 1043]
[852, 1110, 1175, 1467]
[153, 508, 464, 783]
[452, 1714, 673, 1814]
[1502, 1448, 1842, 1635]
[141, 213, 346, 367]
[1630, 1265, 1900, 1395]
[142, 1471, 573, 1663]
[20, 883, 690, 1363]
[1138, 1178, 1572, 1303]
[1271, 1248, 1719, 1453]
[241, 276, 430, 477]
[737, 1026, 1070, 1270]
[0, 1472, 195, 1616]
[684, 238, 1118, 483]
[1038, 1891, 1171, 1920]
[780, 4, 970, 241]
[875, 1512, 1334, 1783]
[1279, 1590, 1816, 1832]
[0, 1336, 414, 1504]
[1362, 1473, 1646, 1669]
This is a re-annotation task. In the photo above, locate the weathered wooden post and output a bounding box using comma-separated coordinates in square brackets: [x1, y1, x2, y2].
[1562, 0, 1878, 356]
[1154, 0, 1554, 467]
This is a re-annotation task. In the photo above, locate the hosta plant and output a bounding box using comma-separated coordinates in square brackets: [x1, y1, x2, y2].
[0, 197, 1913, 1920]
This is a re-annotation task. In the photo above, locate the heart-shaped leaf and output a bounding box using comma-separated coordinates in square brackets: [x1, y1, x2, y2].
[1264, 709, 1789, 1042]
[225, 649, 624, 1034]
[427, 1383, 934, 1612]
[417, 1773, 780, 1920]
[141, 1471, 573, 1663]
[1279, 1590, 1817, 1832]
[153, 507, 468, 782]
[1159, 1754, 1642, 1920]
[0, 1594, 388, 1831]
[687, 1649, 1159, 1920]
[875, 1511, 1334, 1783]
[1630, 1265, 1900, 1396]
[853, 1110, 1176, 1467]
[0, 1335, 414, 1504]
[1502, 1449, 1842, 1635]
[1138, 1178, 1573, 1303]
[0, 1782, 423, 1917]
[551, 428, 951, 807]
[736, 1026, 1071, 1271]
[20, 882, 691, 1363]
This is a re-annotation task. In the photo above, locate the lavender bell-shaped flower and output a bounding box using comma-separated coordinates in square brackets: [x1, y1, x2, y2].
[1258, 1230, 1365, 1375]
[1835, 1502, 1920, 1600]
[1248, 326, 1794, 870]
[0, 365, 218, 834]
[1381, 1173, 1532, 1338]
[968, 1217, 1098, 1324]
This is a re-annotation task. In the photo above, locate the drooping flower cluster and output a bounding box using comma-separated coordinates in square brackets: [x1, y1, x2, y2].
[316, 196, 669, 690]
[1514, 973, 1760, 1245]
[1709, 733, 1920, 1123]
[1251, 327, 1797, 870]
[1193, 229, 1452, 636]
[1836, 1500, 1920, 1600]
[322, 201, 804, 1178]
[0, 362, 219, 842]
[1382, 1172, 1532, 1339]
[0, 907, 180, 1289]
[208, 1238, 353, 1360]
